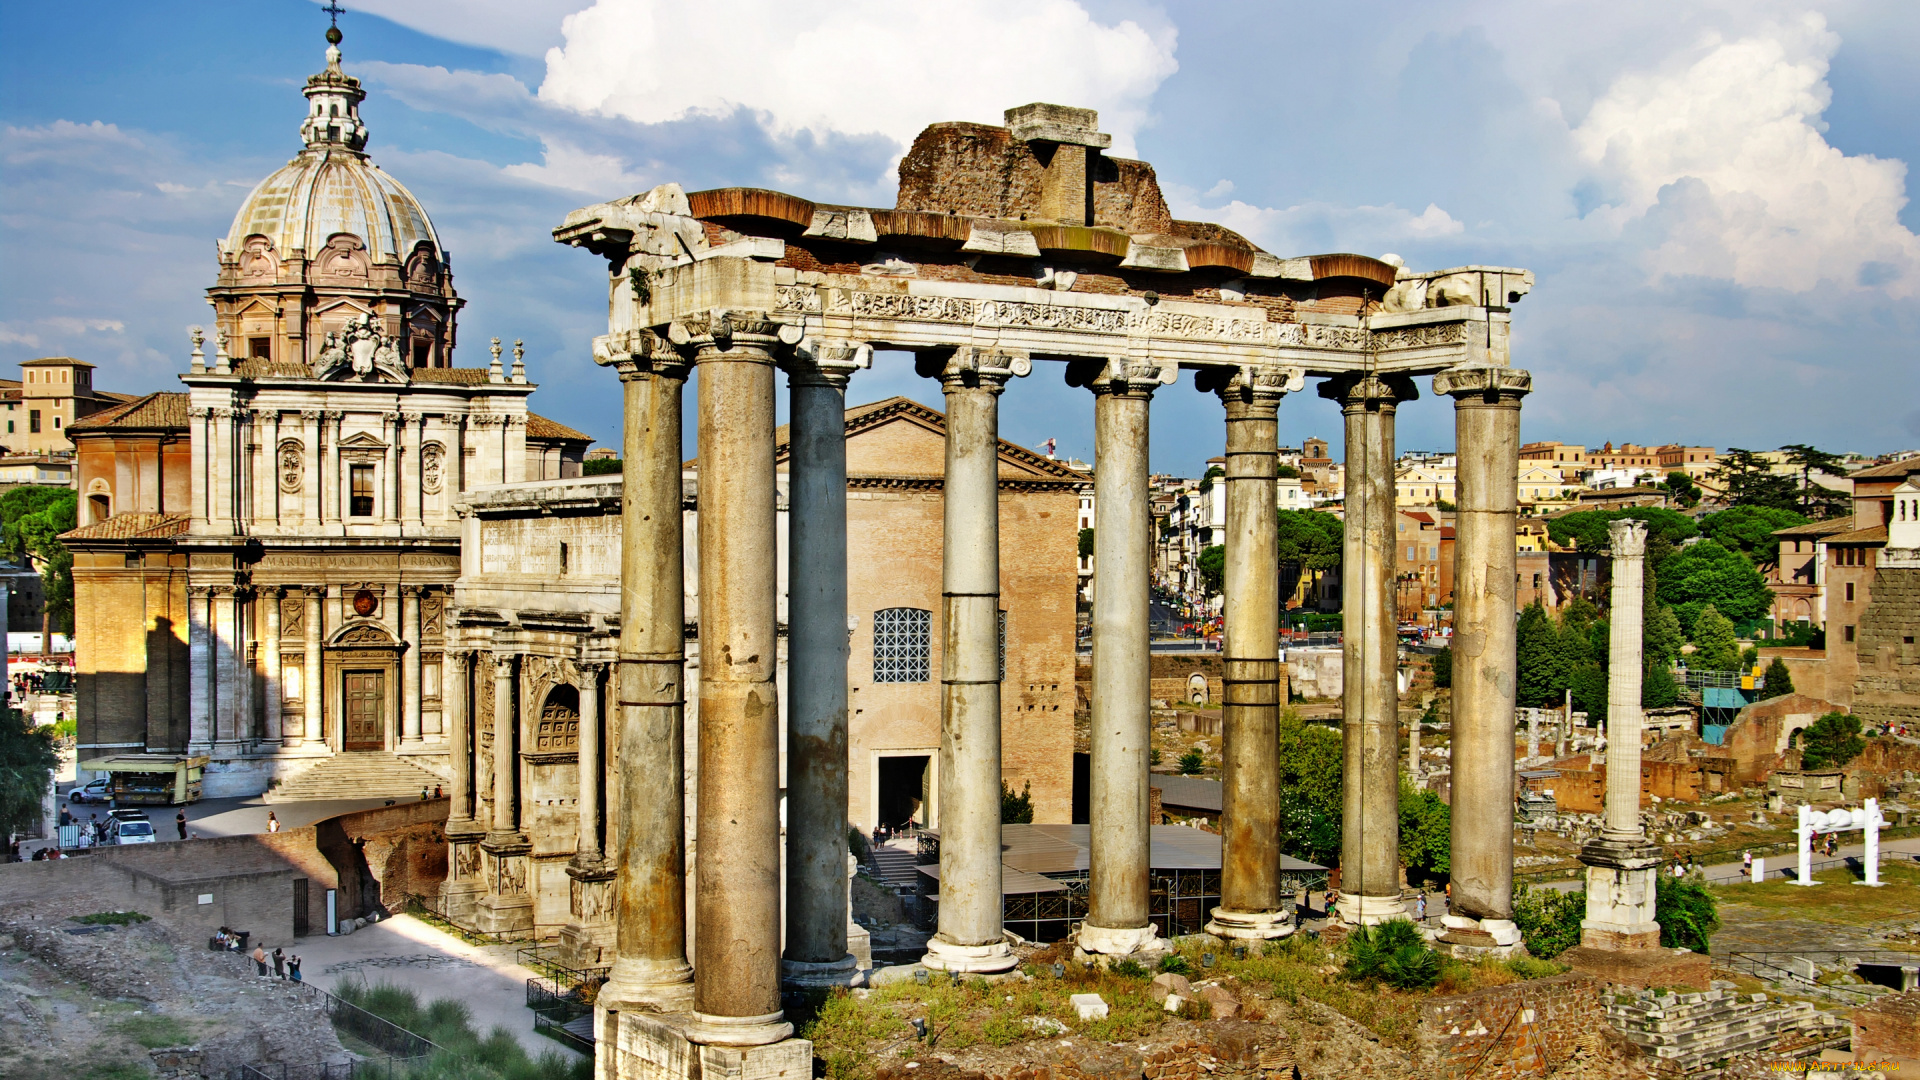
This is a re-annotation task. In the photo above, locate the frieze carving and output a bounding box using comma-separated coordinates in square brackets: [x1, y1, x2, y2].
[521, 654, 571, 702]
[277, 440, 304, 494]
[773, 284, 821, 314]
[454, 842, 482, 880]
[830, 291, 977, 324]
[1374, 323, 1469, 350]
[1273, 323, 1370, 351]
[978, 300, 1127, 334]
[336, 624, 397, 647]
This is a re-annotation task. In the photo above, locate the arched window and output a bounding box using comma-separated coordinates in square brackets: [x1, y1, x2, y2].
[873, 608, 931, 683]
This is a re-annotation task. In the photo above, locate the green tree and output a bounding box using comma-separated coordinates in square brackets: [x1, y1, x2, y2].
[1077, 527, 1095, 560]
[1275, 510, 1343, 603]
[1516, 601, 1561, 708]
[1662, 471, 1701, 508]
[1196, 544, 1226, 598]
[1512, 884, 1587, 959]
[1698, 505, 1808, 569]
[1398, 775, 1450, 880]
[1428, 645, 1451, 689]
[1655, 874, 1719, 953]
[1277, 709, 1343, 866]
[1547, 508, 1698, 555]
[581, 456, 622, 475]
[1758, 657, 1794, 700]
[1658, 539, 1773, 631]
[1197, 464, 1225, 494]
[1712, 448, 1798, 512]
[0, 707, 57, 840]
[1689, 605, 1741, 671]
[1644, 602, 1686, 667]
[1276, 463, 1301, 479]
[1642, 660, 1681, 708]
[1177, 747, 1207, 775]
[1000, 780, 1034, 824]
[1778, 444, 1851, 519]
[0, 486, 77, 635]
[1799, 712, 1865, 769]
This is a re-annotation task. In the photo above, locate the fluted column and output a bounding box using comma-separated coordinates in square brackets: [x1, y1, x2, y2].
[444, 649, 474, 825]
[781, 341, 869, 986]
[920, 347, 1029, 975]
[597, 336, 695, 1020]
[574, 660, 606, 863]
[1436, 365, 1531, 946]
[1319, 373, 1417, 924]
[1075, 358, 1173, 962]
[1603, 520, 1648, 840]
[264, 588, 284, 745]
[488, 651, 519, 840]
[1204, 365, 1304, 940]
[303, 587, 324, 744]
[685, 311, 797, 1045]
[302, 411, 323, 525]
[401, 586, 424, 746]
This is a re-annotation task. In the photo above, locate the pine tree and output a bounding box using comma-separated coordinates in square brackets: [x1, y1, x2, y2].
[1516, 601, 1560, 708]
[1758, 657, 1794, 700]
[1643, 659, 1681, 708]
[1690, 605, 1741, 672]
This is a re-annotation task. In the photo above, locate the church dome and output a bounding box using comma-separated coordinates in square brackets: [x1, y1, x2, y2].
[222, 38, 439, 267]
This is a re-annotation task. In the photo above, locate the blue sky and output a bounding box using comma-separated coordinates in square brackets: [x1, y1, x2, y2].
[4, 0, 1917, 472]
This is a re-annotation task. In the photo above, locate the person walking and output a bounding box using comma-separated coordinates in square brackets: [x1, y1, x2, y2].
[272, 946, 286, 979]
[252, 944, 269, 976]
[175, 811, 188, 841]
[266, 811, 280, 834]
[288, 955, 302, 982]
[1415, 892, 1428, 923]
[1742, 849, 1752, 874]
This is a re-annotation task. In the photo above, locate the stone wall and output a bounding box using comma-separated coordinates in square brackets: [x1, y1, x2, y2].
[1415, 973, 1609, 1080]
[1854, 565, 1920, 726]
[1853, 989, 1920, 1070]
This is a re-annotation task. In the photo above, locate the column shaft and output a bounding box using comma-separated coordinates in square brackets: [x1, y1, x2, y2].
[784, 349, 859, 978]
[602, 351, 694, 1014]
[445, 650, 473, 825]
[1080, 375, 1160, 958]
[922, 349, 1026, 974]
[1604, 523, 1648, 839]
[576, 664, 603, 862]
[490, 654, 517, 837]
[264, 590, 283, 744]
[1324, 375, 1411, 921]
[691, 324, 789, 1040]
[1209, 370, 1295, 938]
[402, 588, 424, 745]
[1436, 366, 1531, 927]
[304, 589, 323, 743]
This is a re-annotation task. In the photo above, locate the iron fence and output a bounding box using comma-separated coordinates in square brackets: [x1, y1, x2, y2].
[230, 980, 460, 1080]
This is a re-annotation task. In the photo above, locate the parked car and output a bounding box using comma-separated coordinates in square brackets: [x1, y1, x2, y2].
[108, 808, 150, 824]
[70, 777, 112, 804]
[113, 819, 156, 845]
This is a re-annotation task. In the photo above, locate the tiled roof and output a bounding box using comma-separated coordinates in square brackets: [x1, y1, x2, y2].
[1827, 525, 1888, 545]
[233, 358, 315, 378]
[67, 392, 190, 433]
[768, 396, 1090, 480]
[1772, 516, 1856, 538]
[411, 367, 494, 385]
[21, 357, 93, 368]
[60, 512, 190, 542]
[1849, 457, 1920, 480]
[527, 413, 592, 443]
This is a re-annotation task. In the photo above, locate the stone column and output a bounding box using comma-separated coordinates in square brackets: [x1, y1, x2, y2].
[263, 588, 283, 744]
[187, 586, 212, 748]
[488, 651, 519, 841]
[303, 587, 324, 744]
[560, 658, 616, 967]
[597, 337, 696, 1021]
[781, 341, 869, 986]
[440, 647, 485, 924]
[401, 586, 424, 746]
[303, 411, 323, 525]
[1319, 374, 1417, 924]
[475, 647, 533, 935]
[685, 311, 796, 1045]
[1076, 358, 1173, 963]
[1203, 365, 1303, 941]
[1573, 519, 1668, 956]
[327, 412, 344, 525]
[920, 347, 1028, 975]
[1435, 365, 1531, 951]
[575, 660, 606, 862]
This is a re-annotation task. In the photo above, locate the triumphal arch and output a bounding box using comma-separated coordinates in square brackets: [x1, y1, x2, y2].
[555, 103, 1535, 1076]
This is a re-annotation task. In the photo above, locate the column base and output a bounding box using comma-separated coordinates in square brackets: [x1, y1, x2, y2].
[1578, 921, 1663, 951]
[1435, 915, 1525, 957]
[437, 879, 483, 926]
[611, 1011, 809, 1080]
[558, 921, 616, 970]
[780, 954, 861, 988]
[1205, 907, 1296, 941]
[921, 934, 1018, 974]
[685, 1011, 794, 1047]
[1334, 893, 1408, 927]
[599, 957, 696, 1014]
[848, 921, 873, 972]
[1073, 923, 1169, 966]
[1560, 944, 1711, 991]
[472, 893, 533, 936]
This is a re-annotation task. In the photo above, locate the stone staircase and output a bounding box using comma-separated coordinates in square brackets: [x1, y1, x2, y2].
[868, 843, 923, 891]
[267, 751, 446, 803]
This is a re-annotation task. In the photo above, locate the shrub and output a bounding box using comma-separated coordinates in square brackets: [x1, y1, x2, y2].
[1000, 780, 1034, 824]
[1511, 884, 1585, 959]
[73, 911, 151, 926]
[1110, 958, 1149, 978]
[1758, 657, 1794, 700]
[1178, 748, 1206, 775]
[1343, 919, 1440, 990]
[1799, 712, 1864, 769]
[1656, 875, 1718, 954]
[1429, 647, 1451, 689]
[1158, 954, 1190, 975]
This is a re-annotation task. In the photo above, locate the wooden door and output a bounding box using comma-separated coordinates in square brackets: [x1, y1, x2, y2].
[343, 670, 385, 750]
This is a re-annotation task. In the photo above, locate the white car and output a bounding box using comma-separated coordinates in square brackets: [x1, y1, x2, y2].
[70, 777, 112, 804]
[114, 819, 157, 845]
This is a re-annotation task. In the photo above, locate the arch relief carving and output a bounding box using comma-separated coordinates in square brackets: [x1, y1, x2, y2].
[317, 233, 370, 281]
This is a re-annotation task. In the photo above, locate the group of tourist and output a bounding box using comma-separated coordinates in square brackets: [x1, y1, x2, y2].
[246, 942, 302, 981]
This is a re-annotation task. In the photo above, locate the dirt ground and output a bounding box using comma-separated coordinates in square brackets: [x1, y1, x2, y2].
[0, 899, 348, 1079]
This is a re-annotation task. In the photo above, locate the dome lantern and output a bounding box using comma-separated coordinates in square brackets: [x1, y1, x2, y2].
[300, 32, 369, 153]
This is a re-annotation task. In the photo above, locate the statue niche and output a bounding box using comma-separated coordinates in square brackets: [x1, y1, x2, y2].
[536, 685, 580, 753]
[315, 313, 410, 383]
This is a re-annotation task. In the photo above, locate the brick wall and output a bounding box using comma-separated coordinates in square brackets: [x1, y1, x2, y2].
[1416, 973, 1609, 1080]
[1854, 990, 1920, 1068]
[1854, 566, 1920, 727]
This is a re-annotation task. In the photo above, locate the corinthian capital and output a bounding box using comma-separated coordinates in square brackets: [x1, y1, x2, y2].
[1316, 372, 1419, 410]
[1069, 356, 1178, 399]
[915, 346, 1031, 393]
[667, 308, 803, 355]
[1608, 518, 1648, 558]
[595, 329, 694, 382]
[782, 338, 873, 389]
[1196, 363, 1305, 412]
[1432, 364, 1532, 402]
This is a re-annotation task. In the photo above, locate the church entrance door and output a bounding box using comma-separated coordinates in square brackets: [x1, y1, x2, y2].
[343, 670, 386, 750]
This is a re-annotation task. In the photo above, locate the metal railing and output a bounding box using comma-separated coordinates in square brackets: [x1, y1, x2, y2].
[232, 980, 464, 1079]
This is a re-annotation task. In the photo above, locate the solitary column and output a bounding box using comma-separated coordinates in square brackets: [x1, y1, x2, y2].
[303, 587, 323, 744]
[401, 586, 423, 746]
[1077, 358, 1172, 963]
[782, 341, 868, 986]
[1205, 365, 1303, 941]
[1602, 520, 1648, 843]
[1435, 365, 1531, 950]
[920, 347, 1028, 975]
[684, 312, 794, 1045]
[1319, 374, 1416, 925]
[597, 338, 696, 1024]
[264, 588, 284, 745]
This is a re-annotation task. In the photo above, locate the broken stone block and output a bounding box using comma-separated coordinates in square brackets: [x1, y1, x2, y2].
[1163, 993, 1184, 1013]
[1149, 972, 1191, 1002]
[1198, 984, 1240, 1019]
[1070, 993, 1108, 1021]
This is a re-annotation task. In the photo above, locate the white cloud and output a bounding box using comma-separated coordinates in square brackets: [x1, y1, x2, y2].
[1171, 193, 1463, 257]
[536, 0, 1178, 160]
[309, 0, 590, 58]
[1570, 14, 1920, 293]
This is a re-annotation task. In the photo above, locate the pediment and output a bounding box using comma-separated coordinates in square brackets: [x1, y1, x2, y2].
[337, 431, 388, 449]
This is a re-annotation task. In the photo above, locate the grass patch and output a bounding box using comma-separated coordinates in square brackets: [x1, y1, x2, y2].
[1708, 860, 1920, 927]
[113, 1013, 192, 1048]
[84, 1065, 152, 1080]
[71, 911, 150, 926]
[334, 980, 589, 1080]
